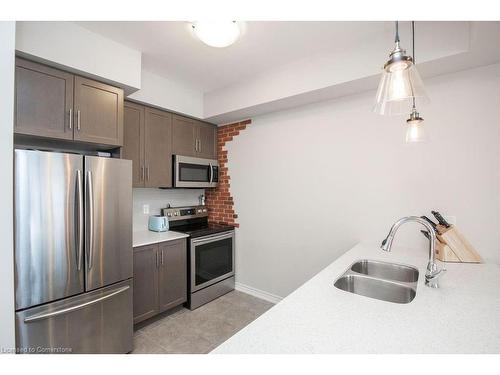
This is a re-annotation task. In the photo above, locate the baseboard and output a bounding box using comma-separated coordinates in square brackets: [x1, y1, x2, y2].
[235, 282, 283, 304]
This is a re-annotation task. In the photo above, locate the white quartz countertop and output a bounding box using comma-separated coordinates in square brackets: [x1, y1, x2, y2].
[213, 242, 500, 354]
[133, 230, 189, 247]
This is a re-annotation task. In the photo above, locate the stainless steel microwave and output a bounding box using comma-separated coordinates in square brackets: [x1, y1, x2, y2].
[173, 155, 219, 188]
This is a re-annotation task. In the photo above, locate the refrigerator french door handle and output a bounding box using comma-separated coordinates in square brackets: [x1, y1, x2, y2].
[23, 285, 130, 323]
[76, 170, 84, 270]
[86, 170, 94, 270]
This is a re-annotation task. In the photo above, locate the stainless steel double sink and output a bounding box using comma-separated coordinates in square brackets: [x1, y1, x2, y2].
[334, 260, 419, 304]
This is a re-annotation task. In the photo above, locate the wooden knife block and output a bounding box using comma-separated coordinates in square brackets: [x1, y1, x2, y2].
[435, 225, 482, 263]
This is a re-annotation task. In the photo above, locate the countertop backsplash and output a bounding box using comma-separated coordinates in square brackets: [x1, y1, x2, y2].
[133, 188, 204, 231]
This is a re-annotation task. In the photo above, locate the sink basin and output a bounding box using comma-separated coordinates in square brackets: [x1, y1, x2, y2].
[334, 259, 419, 304]
[334, 274, 416, 304]
[350, 260, 419, 283]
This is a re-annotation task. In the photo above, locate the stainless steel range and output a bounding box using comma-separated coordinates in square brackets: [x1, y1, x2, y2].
[162, 205, 235, 310]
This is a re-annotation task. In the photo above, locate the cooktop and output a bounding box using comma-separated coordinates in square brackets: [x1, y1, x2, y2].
[162, 205, 234, 238]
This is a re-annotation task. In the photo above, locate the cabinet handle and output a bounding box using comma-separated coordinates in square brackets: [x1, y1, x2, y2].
[156, 251, 159, 268]
[146, 165, 150, 181]
[69, 109, 73, 130]
[198, 139, 202, 153]
[161, 250, 164, 265]
[141, 165, 145, 181]
[77, 110, 81, 130]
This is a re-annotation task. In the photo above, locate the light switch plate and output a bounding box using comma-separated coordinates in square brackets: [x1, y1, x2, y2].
[143, 204, 150, 214]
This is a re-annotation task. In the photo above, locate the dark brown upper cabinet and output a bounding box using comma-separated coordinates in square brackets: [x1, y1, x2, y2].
[14, 58, 124, 147]
[73, 77, 123, 146]
[133, 239, 187, 325]
[196, 121, 217, 159]
[123, 102, 172, 188]
[172, 115, 197, 157]
[144, 108, 172, 188]
[123, 102, 145, 187]
[15, 58, 74, 140]
[172, 114, 217, 159]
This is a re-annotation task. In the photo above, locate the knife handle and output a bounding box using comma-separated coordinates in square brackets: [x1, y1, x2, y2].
[421, 230, 431, 240]
[431, 211, 451, 228]
[421, 216, 438, 230]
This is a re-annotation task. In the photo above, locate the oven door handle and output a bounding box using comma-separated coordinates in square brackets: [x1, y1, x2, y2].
[191, 231, 234, 244]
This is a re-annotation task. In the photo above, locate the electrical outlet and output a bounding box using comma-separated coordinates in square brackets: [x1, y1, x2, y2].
[444, 215, 456, 225]
[143, 204, 150, 214]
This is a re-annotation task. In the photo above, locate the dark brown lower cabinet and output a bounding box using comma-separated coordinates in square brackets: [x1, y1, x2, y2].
[159, 240, 187, 312]
[133, 239, 187, 324]
[133, 244, 159, 324]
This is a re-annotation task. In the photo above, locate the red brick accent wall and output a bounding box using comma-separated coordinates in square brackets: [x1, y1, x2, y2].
[205, 119, 251, 227]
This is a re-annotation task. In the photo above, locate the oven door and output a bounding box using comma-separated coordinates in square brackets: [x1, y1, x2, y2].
[174, 155, 218, 188]
[190, 231, 235, 292]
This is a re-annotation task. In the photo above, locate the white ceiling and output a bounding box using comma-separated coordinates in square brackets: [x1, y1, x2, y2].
[77, 21, 393, 93]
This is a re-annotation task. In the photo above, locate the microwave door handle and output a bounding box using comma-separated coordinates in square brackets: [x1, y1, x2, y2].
[209, 163, 213, 183]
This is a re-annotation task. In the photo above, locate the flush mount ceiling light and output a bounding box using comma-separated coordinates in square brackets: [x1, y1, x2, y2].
[192, 21, 240, 48]
[373, 21, 428, 116]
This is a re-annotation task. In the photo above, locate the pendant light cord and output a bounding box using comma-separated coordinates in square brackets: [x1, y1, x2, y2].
[412, 21, 415, 64]
[395, 21, 400, 43]
[411, 21, 416, 109]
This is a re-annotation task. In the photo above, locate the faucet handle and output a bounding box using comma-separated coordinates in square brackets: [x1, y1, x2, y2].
[425, 267, 446, 288]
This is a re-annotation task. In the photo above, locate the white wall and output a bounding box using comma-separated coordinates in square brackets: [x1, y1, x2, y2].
[229, 63, 500, 298]
[0, 21, 16, 352]
[133, 188, 204, 230]
[128, 69, 204, 119]
[15, 22, 142, 93]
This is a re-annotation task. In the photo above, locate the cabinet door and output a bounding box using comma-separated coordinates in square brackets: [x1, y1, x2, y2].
[133, 244, 159, 324]
[197, 122, 217, 159]
[15, 58, 74, 140]
[144, 108, 172, 188]
[74, 76, 124, 146]
[172, 115, 197, 157]
[123, 102, 145, 187]
[158, 240, 187, 313]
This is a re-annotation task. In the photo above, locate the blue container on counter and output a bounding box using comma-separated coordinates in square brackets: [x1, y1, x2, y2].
[148, 215, 169, 232]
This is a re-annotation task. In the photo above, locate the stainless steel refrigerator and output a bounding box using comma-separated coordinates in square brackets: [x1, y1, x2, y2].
[14, 149, 133, 354]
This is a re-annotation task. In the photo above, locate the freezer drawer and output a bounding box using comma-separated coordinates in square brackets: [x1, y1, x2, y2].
[16, 279, 133, 354]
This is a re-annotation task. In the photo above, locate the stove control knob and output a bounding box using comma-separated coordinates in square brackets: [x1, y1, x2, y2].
[175, 212, 179, 216]
[202, 209, 207, 213]
[167, 213, 172, 217]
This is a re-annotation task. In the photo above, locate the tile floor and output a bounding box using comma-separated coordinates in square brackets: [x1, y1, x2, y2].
[132, 290, 274, 354]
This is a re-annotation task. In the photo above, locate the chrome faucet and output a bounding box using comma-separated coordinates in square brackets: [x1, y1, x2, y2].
[381, 216, 445, 288]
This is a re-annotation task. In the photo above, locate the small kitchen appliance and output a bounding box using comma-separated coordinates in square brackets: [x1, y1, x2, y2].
[173, 155, 219, 188]
[148, 215, 169, 232]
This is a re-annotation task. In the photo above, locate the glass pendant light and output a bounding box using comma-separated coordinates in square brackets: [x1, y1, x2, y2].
[374, 21, 428, 116]
[405, 22, 428, 143]
[406, 106, 427, 143]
